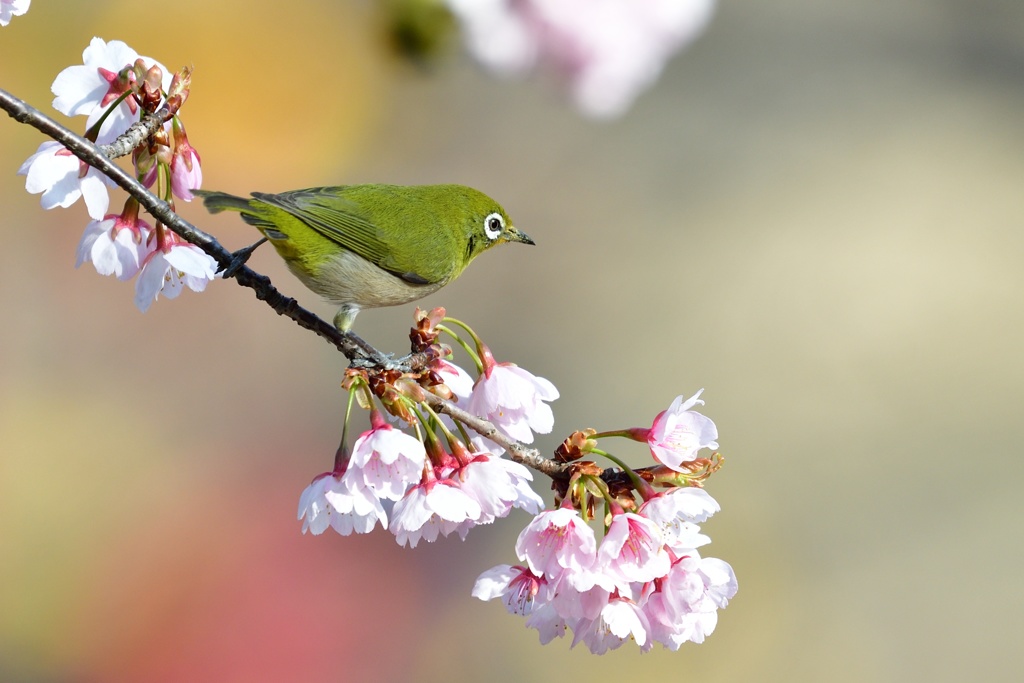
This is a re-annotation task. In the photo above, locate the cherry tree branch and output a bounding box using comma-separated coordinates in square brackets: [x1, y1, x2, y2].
[98, 106, 172, 159]
[422, 393, 564, 477]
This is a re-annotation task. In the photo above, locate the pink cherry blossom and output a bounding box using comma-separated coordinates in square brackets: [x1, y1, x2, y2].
[639, 487, 718, 551]
[18, 141, 112, 219]
[472, 564, 550, 616]
[473, 564, 572, 644]
[653, 486, 720, 523]
[297, 472, 387, 536]
[134, 239, 218, 313]
[496, 457, 545, 515]
[479, 496, 734, 650]
[434, 359, 475, 400]
[445, 0, 715, 118]
[597, 512, 670, 583]
[644, 553, 737, 649]
[0, 0, 30, 26]
[470, 380, 734, 653]
[515, 507, 597, 579]
[390, 478, 482, 547]
[347, 420, 426, 501]
[453, 453, 543, 524]
[434, 359, 479, 439]
[645, 390, 719, 471]
[169, 123, 202, 201]
[549, 568, 619, 621]
[524, 602, 570, 644]
[466, 362, 558, 445]
[572, 596, 652, 654]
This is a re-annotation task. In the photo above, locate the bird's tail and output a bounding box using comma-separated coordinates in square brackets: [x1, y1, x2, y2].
[193, 189, 254, 214]
[193, 189, 282, 235]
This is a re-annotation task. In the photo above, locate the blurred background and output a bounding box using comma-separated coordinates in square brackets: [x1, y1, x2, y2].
[2, 0, 1024, 680]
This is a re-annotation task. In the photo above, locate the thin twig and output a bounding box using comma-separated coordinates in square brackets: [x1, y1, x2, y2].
[424, 393, 568, 478]
[98, 107, 172, 159]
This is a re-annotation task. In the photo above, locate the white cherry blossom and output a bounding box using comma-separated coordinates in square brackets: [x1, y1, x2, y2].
[50, 37, 171, 145]
[134, 240, 218, 313]
[18, 141, 112, 219]
[75, 209, 153, 281]
[297, 473, 387, 536]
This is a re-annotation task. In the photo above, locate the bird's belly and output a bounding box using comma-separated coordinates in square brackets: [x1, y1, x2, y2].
[290, 250, 446, 309]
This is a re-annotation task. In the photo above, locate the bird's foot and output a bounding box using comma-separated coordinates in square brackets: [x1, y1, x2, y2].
[346, 338, 398, 371]
[219, 237, 268, 278]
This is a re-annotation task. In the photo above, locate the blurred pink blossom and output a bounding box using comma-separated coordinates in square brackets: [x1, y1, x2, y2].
[445, 0, 716, 117]
[0, 0, 30, 26]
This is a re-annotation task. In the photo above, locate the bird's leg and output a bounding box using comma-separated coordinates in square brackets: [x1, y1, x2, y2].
[219, 237, 269, 278]
[333, 304, 360, 334]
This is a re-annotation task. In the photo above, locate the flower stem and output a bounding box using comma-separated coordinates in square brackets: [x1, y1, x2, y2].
[590, 428, 648, 442]
[436, 324, 483, 374]
[454, 419, 475, 453]
[441, 316, 483, 349]
[589, 430, 634, 440]
[85, 90, 133, 141]
[334, 387, 358, 472]
[420, 400, 471, 464]
[411, 404, 448, 466]
[589, 447, 655, 500]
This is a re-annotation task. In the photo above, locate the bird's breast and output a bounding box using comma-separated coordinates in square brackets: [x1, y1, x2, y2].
[293, 249, 447, 309]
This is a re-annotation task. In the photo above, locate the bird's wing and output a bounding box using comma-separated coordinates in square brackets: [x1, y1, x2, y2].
[252, 187, 453, 285]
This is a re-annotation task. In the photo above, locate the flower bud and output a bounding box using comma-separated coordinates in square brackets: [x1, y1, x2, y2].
[131, 59, 164, 113]
[166, 66, 192, 114]
[554, 429, 597, 462]
[410, 306, 445, 350]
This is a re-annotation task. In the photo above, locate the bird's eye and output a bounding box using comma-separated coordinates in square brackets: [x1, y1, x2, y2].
[484, 212, 504, 240]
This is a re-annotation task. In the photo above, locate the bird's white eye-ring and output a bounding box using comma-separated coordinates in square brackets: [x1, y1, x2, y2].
[484, 212, 504, 240]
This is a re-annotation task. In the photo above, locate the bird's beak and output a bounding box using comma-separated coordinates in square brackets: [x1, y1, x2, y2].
[505, 226, 535, 246]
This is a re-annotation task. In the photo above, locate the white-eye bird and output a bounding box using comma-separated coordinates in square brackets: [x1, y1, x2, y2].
[196, 184, 533, 331]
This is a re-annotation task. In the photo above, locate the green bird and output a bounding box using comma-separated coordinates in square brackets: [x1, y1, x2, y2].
[195, 184, 534, 332]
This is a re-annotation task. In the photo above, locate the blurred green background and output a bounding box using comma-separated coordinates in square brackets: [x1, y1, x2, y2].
[3, 1, 1024, 681]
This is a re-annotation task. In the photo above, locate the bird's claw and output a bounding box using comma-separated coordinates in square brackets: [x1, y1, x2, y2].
[219, 237, 268, 278]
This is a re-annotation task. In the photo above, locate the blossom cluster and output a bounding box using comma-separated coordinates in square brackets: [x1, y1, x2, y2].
[298, 309, 736, 653]
[444, 0, 716, 118]
[17, 38, 216, 312]
[470, 387, 735, 653]
[298, 311, 555, 547]
[473, 487, 735, 653]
